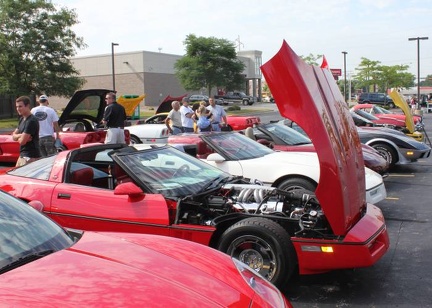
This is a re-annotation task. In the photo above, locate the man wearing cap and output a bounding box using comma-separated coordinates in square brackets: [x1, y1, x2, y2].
[31, 94, 61, 157]
[102, 92, 127, 144]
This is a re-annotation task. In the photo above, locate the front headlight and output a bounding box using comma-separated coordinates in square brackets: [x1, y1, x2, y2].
[232, 258, 288, 308]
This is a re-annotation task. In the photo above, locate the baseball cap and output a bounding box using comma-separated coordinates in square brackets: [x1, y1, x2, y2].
[39, 95, 48, 101]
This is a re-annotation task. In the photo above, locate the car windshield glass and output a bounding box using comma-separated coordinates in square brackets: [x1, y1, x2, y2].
[205, 132, 274, 160]
[114, 146, 230, 198]
[355, 109, 378, 120]
[374, 106, 391, 114]
[263, 123, 311, 145]
[7, 155, 56, 180]
[0, 191, 73, 271]
[70, 95, 101, 119]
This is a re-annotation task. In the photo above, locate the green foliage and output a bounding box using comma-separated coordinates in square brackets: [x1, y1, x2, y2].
[226, 105, 241, 111]
[174, 34, 246, 95]
[420, 74, 432, 86]
[353, 58, 414, 92]
[300, 53, 324, 66]
[0, 0, 86, 96]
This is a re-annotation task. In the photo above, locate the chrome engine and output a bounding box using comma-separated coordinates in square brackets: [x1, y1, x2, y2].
[178, 182, 329, 236]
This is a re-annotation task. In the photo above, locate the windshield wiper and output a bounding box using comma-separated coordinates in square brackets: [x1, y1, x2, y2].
[0, 249, 55, 274]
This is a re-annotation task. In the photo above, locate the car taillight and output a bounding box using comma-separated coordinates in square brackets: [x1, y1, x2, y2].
[83, 133, 102, 144]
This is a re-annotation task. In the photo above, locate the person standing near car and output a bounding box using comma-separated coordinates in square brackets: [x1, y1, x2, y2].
[206, 97, 227, 131]
[102, 92, 127, 144]
[180, 97, 195, 133]
[166, 100, 183, 135]
[31, 94, 61, 157]
[12, 96, 41, 166]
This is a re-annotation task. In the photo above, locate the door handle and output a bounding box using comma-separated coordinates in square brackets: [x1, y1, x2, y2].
[57, 193, 71, 199]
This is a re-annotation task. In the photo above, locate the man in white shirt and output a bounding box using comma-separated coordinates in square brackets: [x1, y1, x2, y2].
[31, 94, 60, 157]
[180, 97, 195, 132]
[206, 98, 227, 131]
[165, 100, 183, 135]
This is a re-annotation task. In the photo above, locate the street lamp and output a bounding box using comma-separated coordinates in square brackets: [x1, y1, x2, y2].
[408, 37, 428, 109]
[111, 42, 119, 91]
[342, 51, 348, 102]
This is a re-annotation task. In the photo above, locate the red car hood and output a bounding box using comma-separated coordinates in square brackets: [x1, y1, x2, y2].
[0, 232, 255, 307]
[261, 41, 366, 235]
[155, 94, 189, 114]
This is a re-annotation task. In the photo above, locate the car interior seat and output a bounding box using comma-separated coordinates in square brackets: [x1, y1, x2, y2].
[74, 122, 86, 132]
[244, 127, 255, 140]
[196, 141, 212, 159]
[70, 167, 94, 186]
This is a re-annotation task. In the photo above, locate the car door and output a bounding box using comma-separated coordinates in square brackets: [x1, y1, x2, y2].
[50, 182, 171, 235]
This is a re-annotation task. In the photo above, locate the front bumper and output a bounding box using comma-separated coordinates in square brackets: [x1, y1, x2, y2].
[292, 203, 390, 275]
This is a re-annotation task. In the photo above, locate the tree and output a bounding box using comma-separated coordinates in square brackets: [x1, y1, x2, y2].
[174, 34, 245, 96]
[0, 0, 86, 96]
[354, 58, 414, 92]
[300, 53, 324, 66]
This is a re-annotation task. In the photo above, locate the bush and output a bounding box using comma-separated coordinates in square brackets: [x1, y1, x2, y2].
[226, 105, 241, 111]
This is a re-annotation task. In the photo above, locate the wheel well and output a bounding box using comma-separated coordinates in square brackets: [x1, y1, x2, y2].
[271, 174, 317, 190]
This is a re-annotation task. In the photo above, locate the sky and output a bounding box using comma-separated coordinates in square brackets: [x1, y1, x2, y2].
[55, 0, 432, 78]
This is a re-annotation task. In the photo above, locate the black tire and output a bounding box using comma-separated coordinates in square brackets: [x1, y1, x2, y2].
[217, 217, 297, 288]
[130, 135, 142, 144]
[388, 102, 395, 108]
[242, 100, 248, 106]
[371, 143, 397, 168]
[277, 177, 316, 192]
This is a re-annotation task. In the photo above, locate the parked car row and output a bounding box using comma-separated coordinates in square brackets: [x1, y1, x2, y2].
[0, 41, 397, 305]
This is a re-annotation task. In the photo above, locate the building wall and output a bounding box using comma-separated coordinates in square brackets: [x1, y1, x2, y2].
[49, 49, 263, 110]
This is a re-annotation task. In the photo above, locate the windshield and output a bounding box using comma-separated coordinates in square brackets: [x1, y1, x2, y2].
[7, 155, 56, 180]
[204, 132, 274, 160]
[262, 123, 312, 145]
[355, 109, 378, 120]
[0, 191, 73, 272]
[373, 105, 392, 114]
[114, 146, 231, 198]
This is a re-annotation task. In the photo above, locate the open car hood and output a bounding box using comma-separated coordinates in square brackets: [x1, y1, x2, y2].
[389, 89, 415, 133]
[117, 95, 146, 117]
[58, 89, 112, 126]
[154, 94, 188, 114]
[261, 41, 365, 235]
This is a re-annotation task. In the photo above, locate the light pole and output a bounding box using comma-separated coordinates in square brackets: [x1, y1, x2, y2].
[342, 51, 348, 102]
[111, 42, 119, 91]
[408, 37, 428, 109]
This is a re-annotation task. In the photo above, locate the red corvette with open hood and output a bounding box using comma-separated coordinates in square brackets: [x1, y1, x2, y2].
[261, 40, 389, 272]
[0, 41, 388, 289]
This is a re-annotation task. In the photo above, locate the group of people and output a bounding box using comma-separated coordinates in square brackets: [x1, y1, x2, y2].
[12, 95, 60, 167]
[165, 97, 227, 134]
[12, 91, 127, 167]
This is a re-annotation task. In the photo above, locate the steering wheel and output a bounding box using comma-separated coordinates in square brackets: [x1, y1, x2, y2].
[172, 164, 190, 177]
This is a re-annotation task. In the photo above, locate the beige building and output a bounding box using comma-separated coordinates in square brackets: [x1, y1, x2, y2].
[49, 49, 263, 110]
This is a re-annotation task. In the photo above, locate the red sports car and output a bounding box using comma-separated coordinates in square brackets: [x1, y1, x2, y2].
[352, 103, 422, 125]
[0, 190, 289, 307]
[0, 41, 389, 289]
[0, 89, 130, 163]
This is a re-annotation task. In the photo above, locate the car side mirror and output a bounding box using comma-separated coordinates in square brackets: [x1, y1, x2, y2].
[114, 182, 145, 201]
[206, 153, 225, 163]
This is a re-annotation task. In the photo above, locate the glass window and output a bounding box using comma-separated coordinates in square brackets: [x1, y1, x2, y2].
[7, 156, 56, 180]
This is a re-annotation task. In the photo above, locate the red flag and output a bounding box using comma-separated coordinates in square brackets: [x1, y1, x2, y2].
[321, 55, 329, 69]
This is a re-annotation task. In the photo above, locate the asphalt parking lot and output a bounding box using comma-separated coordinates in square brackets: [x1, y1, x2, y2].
[282, 110, 432, 308]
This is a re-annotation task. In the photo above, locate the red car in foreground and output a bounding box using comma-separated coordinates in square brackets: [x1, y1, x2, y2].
[0, 41, 389, 289]
[0, 89, 130, 163]
[0, 190, 289, 307]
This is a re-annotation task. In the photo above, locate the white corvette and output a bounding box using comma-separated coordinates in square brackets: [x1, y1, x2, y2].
[167, 132, 387, 204]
